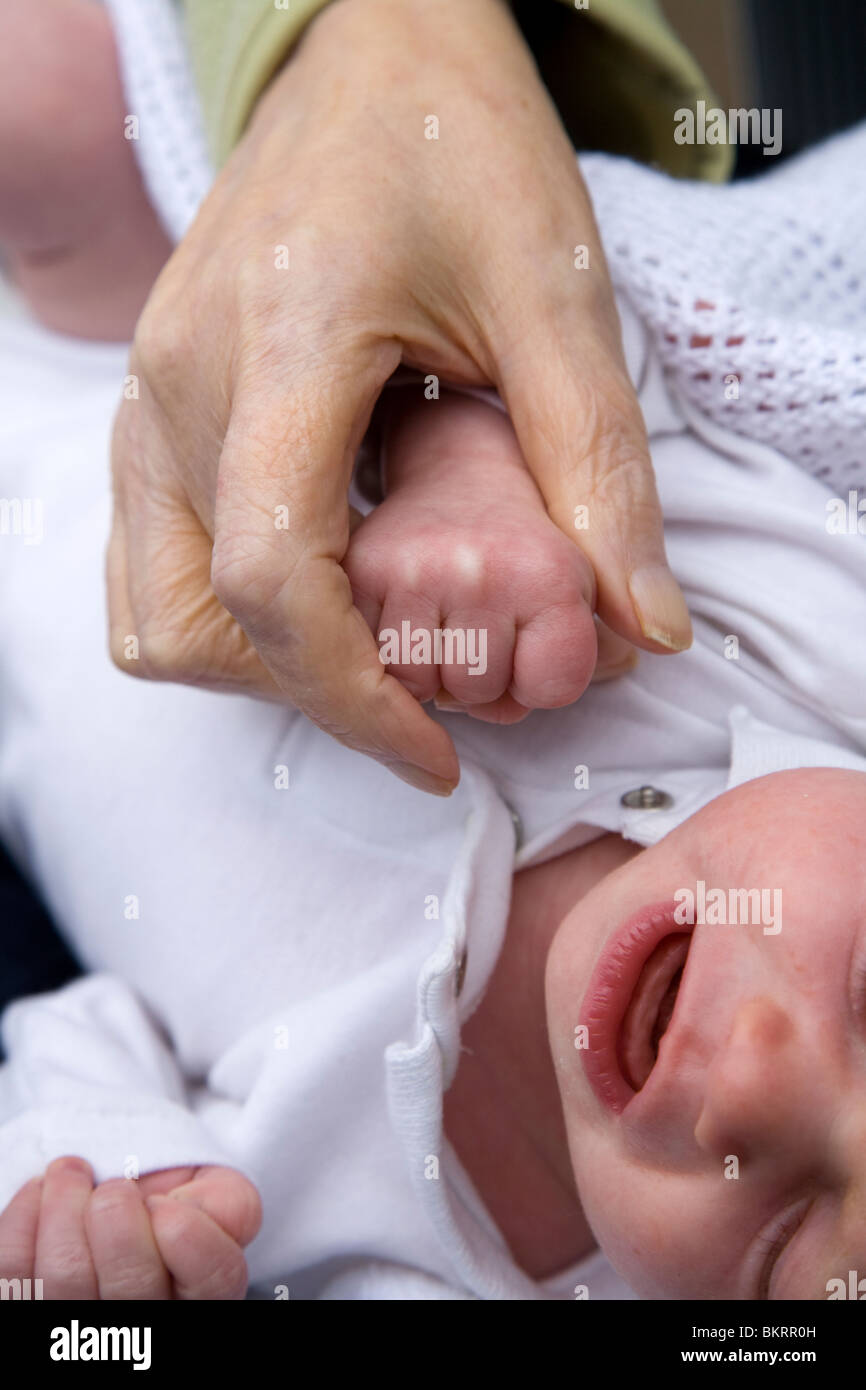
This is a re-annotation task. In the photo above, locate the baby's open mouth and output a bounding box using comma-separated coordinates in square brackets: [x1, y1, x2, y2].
[617, 934, 691, 1091]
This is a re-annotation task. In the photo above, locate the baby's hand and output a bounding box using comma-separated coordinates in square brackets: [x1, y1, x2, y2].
[0, 1156, 262, 1299]
[347, 392, 636, 724]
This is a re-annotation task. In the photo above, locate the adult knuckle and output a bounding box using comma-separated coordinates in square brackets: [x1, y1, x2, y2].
[134, 305, 183, 383]
[575, 392, 651, 497]
[350, 657, 388, 714]
[583, 442, 645, 502]
[210, 535, 295, 632]
[209, 545, 267, 622]
[134, 274, 204, 396]
[135, 621, 188, 682]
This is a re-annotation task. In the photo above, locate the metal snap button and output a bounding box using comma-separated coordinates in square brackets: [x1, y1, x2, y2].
[620, 785, 674, 811]
[504, 802, 523, 849]
[455, 947, 468, 997]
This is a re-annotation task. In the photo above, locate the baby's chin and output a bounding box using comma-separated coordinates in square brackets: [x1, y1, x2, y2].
[583, 1200, 725, 1300]
[573, 1189, 674, 1298]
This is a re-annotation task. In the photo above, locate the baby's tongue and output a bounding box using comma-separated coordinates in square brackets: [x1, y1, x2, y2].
[618, 935, 690, 1092]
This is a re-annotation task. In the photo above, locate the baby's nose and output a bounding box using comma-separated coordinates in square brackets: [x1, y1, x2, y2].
[693, 995, 816, 1164]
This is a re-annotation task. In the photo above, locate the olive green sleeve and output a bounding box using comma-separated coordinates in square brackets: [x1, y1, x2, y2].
[542, 0, 732, 180]
[182, 0, 334, 165]
[183, 0, 732, 181]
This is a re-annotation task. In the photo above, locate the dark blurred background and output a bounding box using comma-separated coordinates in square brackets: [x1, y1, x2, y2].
[663, 0, 866, 176]
[0, 842, 80, 1027]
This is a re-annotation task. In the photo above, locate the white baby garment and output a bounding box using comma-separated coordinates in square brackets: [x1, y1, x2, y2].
[0, 0, 864, 1297]
[0, 286, 863, 1300]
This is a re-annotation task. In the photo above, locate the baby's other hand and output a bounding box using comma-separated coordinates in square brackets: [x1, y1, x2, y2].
[0, 1156, 262, 1299]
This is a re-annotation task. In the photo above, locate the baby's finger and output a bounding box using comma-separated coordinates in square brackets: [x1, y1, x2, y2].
[436, 607, 515, 708]
[375, 591, 444, 704]
[0, 1176, 41, 1282]
[35, 1156, 98, 1299]
[164, 1167, 262, 1248]
[510, 597, 598, 711]
[435, 688, 531, 724]
[146, 1195, 250, 1300]
[85, 1179, 172, 1300]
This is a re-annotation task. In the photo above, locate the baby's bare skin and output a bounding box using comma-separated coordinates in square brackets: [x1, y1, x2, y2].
[0, 0, 170, 339]
[448, 769, 866, 1299]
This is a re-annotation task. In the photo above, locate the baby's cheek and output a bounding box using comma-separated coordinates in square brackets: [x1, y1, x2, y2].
[0, 3, 121, 237]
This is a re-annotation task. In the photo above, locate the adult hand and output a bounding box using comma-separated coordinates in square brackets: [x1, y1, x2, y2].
[108, 0, 691, 795]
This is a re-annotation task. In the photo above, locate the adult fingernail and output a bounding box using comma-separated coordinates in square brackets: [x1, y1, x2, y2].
[628, 566, 692, 651]
[390, 762, 456, 796]
[591, 647, 640, 683]
[433, 694, 469, 714]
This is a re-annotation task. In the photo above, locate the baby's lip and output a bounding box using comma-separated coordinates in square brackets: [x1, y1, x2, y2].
[618, 933, 691, 1092]
[577, 901, 693, 1113]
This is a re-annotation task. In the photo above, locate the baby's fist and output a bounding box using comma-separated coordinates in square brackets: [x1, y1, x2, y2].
[0, 1156, 261, 1299]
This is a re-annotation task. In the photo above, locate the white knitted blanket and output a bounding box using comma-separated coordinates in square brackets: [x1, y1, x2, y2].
[582, 134, 866, 493]
[105, 0, 866, 496]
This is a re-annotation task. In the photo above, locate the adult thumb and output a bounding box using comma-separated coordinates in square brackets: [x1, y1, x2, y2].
[498, 330, 692, 655]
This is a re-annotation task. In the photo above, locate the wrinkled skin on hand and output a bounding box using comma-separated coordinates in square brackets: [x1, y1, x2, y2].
[108, 0, 691, 796]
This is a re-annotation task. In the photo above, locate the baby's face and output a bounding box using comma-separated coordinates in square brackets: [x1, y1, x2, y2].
[546, 768, 866, 1299]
